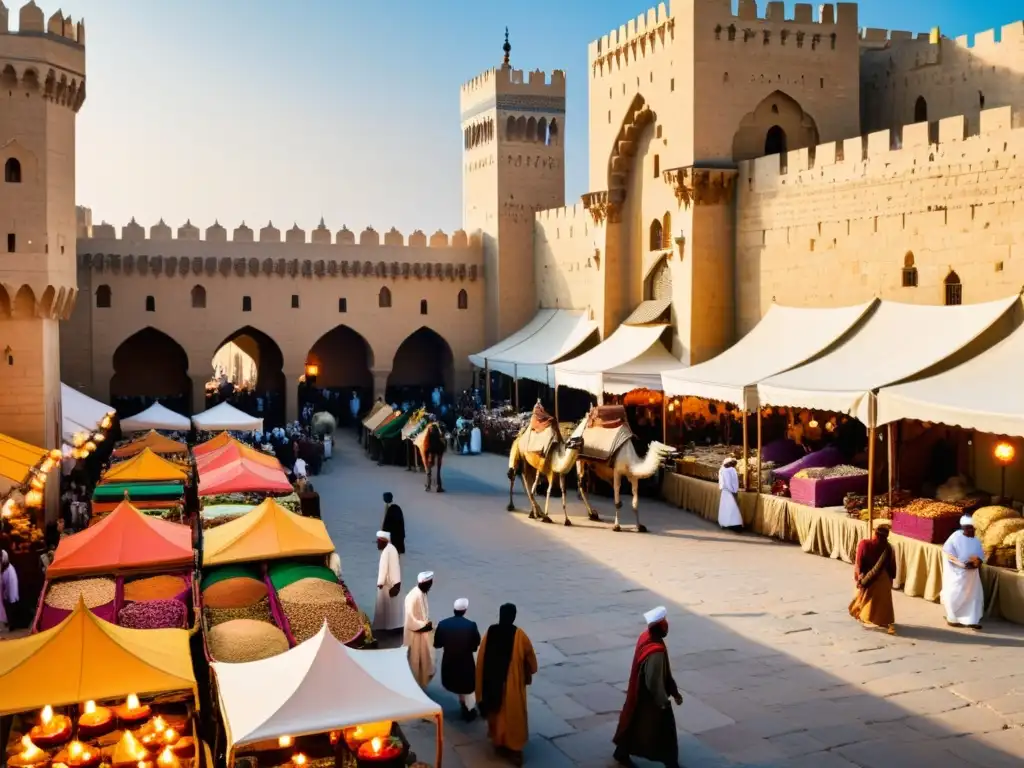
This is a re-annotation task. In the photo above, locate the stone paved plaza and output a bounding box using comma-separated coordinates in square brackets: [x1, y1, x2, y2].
[319, 435, 1024, 767]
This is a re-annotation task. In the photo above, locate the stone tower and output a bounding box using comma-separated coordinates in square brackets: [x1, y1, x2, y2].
[460, 31, 566, 344]
[0, 1, 86, 449]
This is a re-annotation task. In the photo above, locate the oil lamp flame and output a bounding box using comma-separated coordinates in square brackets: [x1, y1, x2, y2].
[126, 694, 141, 711]
[292, 754, 307, 766]
[84, 701, 96, 715]
[278, 736, 293, 748]
[152, 716, 167, 733]
[20, 735, 43, 759]
[41, 705, 54, 726]
[370, 737, 382, 753]
[69, 741, 84, 759]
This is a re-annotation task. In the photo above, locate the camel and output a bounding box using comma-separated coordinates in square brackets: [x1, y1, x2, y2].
[402, 408, 428, 471]
[413, 419, 447, 492]
[572, 407, 677, 532]
[506, 402, 595, 526]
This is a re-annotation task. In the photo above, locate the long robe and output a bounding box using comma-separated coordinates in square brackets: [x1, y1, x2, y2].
[403, 586, 435, 687]
[614, 629, 679, 765]
[372, 543, 403, 631]
[475, 626, 537, 752]
[717, 465, 743, 528]
[849, 536, 896, 628]
[433, 614, 480, 695]
[941, 530, 985, 626]
[382, 504, 406, 555]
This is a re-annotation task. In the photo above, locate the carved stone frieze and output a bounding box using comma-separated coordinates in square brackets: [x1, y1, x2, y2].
[219, 258, 231, 277]
[661, 166, 739, 209]
[581, 189, 624, 225]
[248, 258, 259, 276]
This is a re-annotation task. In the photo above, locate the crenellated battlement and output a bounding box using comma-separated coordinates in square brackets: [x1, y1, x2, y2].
[859, 27, 931, 47]
[741, 105, 1024, 192]
[588, 1, 673, 71]
[82, 217, 480, 250]
[534, 203, 586, 222]
[0, 1, 85, 45]
[460, 65, 566, 114]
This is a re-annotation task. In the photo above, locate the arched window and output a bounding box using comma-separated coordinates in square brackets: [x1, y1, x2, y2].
[914, 96, 928, 124]
[506, 116, 518, 141]
[4, 158, 21, 184]
[378, 286, 392, 308]
[764, 125, 787, 156]
[662, 212, 672, 249]
[242, 296, 252, 312]
[145, 295, 155, 312]
[526, 117, 537, 142]
[944, 270, 962, 306]
[649, 219, 663, 252]
[538, 117, 547, 145]
[457, 289, 468, 310]
[548, 119, 559, 146]
[191, 284, 206, 308]
[902, 252, 918, 288]
[95, 284, 111, 309]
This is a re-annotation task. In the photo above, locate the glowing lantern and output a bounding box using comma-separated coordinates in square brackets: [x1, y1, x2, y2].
[995, 442, 1015, 464]
[278, 736, 293, 748]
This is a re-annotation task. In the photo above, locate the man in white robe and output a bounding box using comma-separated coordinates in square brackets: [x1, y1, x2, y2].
[372, 532, 402, 634]
[404, 571, 436, 687]
[940, 515, 985, 630]
[717, 457, 743, 531]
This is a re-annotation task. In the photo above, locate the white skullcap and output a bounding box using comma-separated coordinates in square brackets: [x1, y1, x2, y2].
[376, 530, 391, 541]
[644, 606, 667, 625]
[960, 515, 975, 527]
[454, 598, 469, 611]
[417, 571, 434, 584]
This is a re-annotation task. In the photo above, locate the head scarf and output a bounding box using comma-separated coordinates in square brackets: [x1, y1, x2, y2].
[479, 603, 518, 717]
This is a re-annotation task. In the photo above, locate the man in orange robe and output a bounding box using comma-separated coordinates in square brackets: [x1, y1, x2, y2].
[849, 523, 897, 634]
[475, 603, 538, 766]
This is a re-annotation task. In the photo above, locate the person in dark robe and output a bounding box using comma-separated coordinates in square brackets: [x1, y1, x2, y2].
[476, 603, 537, 767]
[849, 523, 897, 634]
[613, 606, 681, 768]
[433, 597, 481, 721]
[381, 492, 406, 555]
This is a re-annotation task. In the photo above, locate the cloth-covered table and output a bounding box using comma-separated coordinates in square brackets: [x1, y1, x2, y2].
[661, 473, 1024, 625]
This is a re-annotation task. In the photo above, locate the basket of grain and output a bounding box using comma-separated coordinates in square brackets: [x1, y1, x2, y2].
[970, 506, 1019, 534]
[276, 577, 364, 646]
[202, 564, 269, 609]
[982, 517, 1024, 562]
[207, 618, 290, 663]
[37, 577, 117, 631]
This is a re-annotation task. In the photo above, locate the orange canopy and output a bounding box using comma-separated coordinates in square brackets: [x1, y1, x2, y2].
[202, 497, 334, 566]
[198, 457, 292, 496]
[113, 430, 188, 458]
[47, 501, 193, 578]
[196, 440, 281, 474]
[0, 600, 196, 715]
[101, 448, 189, 484]
[194, 431, 234, 456]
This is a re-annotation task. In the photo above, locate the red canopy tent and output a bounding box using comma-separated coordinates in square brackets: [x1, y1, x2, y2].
[196, 441, 282, 474]
[193, 431, 234, 456]
[198, 457, 292, 496]
[47, 501, 193, 578]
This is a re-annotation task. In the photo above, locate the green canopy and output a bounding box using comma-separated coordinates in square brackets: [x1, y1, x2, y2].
[93, 482, 185, 500]
[267, 561, 336, 592]
[375, 410, 412, 439]
[202, 563, 262, 591]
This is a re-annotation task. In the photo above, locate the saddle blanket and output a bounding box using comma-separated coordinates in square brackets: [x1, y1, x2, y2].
[361, 401, 388, 428]
[364, 406, 395, 431]
[519, 424, 559, 457]
[571, 409, 633, 463]
[402, 416, 426, 440]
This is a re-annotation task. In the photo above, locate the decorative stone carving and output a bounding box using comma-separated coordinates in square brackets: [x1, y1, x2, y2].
[413, 263, 422, 279]
[151, 255, 163, 276]
[138, 255, 149, 275]
[457, 264, 466, 280]
[314, 260, 325, 277]
[110, 254, 121, 274]
[327, 260, 338, 277]
[178, 257, 189, 277]
[444, 264, 454, 279]
[582, 190, 624, 225]
[301, 260, 312, 277]
[248, 258, 259, 276]
[468, 265, 478, 281]
[234, 258, 246, 277]
[219, 258, 231, 276]
[123, 254, 135, 275]
[375, 261, 386, 278]
[363, 260, 373, 275]
[661, 166, 739, 209]
[275, 258, 286, 276]
[341, 261, 351, 277]
[262, 258, 274, 275]
[401, 263, 410, 278]
[389, 262, 399, 279]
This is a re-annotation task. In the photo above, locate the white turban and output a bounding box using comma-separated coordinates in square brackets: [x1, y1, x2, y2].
[960, 515, 974, 528]
[417, 571, 434, 584]
[376, 530, 391, 541]
[644, 606, 667, 625]
[454, 598, 469, 611]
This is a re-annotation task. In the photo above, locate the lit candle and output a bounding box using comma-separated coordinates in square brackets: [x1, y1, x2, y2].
[20, 735, 44, 761]
[278, 736, 293, 748]
[161, 729, 178, 747]
[151, 717, 167, 734]
[41, 706, 54, 729]
[126, 695, 140, 712]
[291, 754, 307, 767]
[69, 743, 83, 760]
[156, 748, 180, 768]
[370, 738, 382, 755]
[84, 702, 95, 716]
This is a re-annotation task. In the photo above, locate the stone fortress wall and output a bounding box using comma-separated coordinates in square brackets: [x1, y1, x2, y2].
[533, 204, 600, 311]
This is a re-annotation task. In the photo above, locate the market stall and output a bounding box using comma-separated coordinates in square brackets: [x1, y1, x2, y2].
[94, 448, 189, 521]
[33, 500, 196, 632]
[0, 601, 203, 768]
[213, 624, 442, 767]
[120, 403, 192, 433]
[114, 430, 189, 459]
[195, 439, 283, 474]
[197, 457, 292, 498]
[0, 433, 62, 546]
[192, 402, 263, 433]
[552, 322, 679, 398]
[199, 498, 372, 667]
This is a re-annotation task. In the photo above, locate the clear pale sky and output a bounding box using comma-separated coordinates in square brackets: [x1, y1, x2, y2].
[66, 0, 1019, 235]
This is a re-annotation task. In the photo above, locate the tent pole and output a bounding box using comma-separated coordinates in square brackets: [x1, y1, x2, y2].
[867, 425, 876, 536]
[742, 408, 750, 492]
[756, 402, 763, 495]
[887, 421, 895, 510]
[662, 396, 668, 444]
[514, 364, 520, 412]
[485, 361, 491, 410]
[436, 713, 444, 767]
[554, 385, 560, 423]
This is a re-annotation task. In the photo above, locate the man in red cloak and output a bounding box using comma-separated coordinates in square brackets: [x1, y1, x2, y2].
[613, 606, 682, 767]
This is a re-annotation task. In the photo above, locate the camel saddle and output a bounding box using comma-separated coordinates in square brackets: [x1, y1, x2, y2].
[573, 406, 634, 463]
[401, 413, 427, 440]
[519, 404, 560, 457]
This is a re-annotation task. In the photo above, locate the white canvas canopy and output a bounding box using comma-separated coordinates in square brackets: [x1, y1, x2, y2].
[213, 625, 442, 763]
[469, 309, 598, 386]
[660, 302, 874, 410]
[757, 296, 1020, 425]
[876, 315, 1024, 436]
[119, 402, 191, 433]
[192, 401, 263, 432]
[61, 383, 115, 446]
[554, 324, 680, 396]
